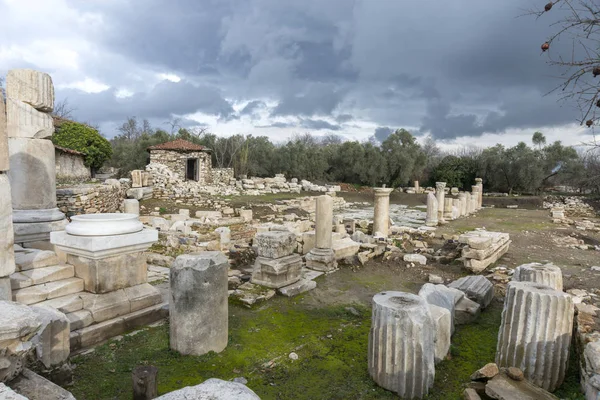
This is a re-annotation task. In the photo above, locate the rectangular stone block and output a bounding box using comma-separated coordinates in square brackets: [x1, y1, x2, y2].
[82, 289, 131, 323]
[0, 175, 15, 277]
[332, 237, 360, 260]
[6, 98, 54, 139]
[6, 69, 55, 112]
[8, 137, 57, 210]
[12, 277, 84, 305]
[66, 309, 93, 331]
[301, 231, 316, 254]
[68, 252, 147, 294]
[277, 279, 316, 297]
[0, 92, 8, 171]
[0, 277, 10, 301]
[30, 306, 70, 368]
[253, 231, 297, 258]
[124, 283, 162, 312]
[131, 170, 143, 188]
[251, 254, 303, 289]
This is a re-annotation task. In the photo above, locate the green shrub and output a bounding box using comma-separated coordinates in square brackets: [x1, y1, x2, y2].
[52, 121, 113, 170]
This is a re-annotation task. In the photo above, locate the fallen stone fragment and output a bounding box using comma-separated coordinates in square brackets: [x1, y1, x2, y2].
[449, 275, 494, 309]
[485, 372, 559, 400]
[470, 363, 499, 381]
[404, 253, 427, 265]
[277, 279, 316, 297]
[455, 296, 481, 325]
[506, 367, 524, 381]
[155, 378, 260, 400]
[463, 388, 482, 400]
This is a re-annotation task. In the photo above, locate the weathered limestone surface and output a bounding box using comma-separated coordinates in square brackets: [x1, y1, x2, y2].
[6, 69, 55, 112]
[373, 188, 393, 237]
[425, 192, 438, 226]
[8, 138, 57, 210]
[30, 305, 69, 368]
[485, 372, 559, 400]
[0, 176, 15, 278]
[496, 281, 574, 392]
[155, 378, 261, 400]
[368, 291, 435, 398]
[67, 252, 147, 294]
[0, 278, 10, 302]
[512, 262, 563, 292]
[428, 304, 451, 364]
[131, 170, 143, 188]
[435, 182, 447, 223]
[170, 253, 228, 356]
[331, 237, 360, 260]
[314, 195, 333, 248]
[448, 276, 494, 309]
[459, 230, 511, 273]
[251, 254, 302, 289]
[9, 368, 76, 400]
[277, 279, 316, 297]
[418, 283, 464, 333]
[0, 91, 9, 171]
[305, 248, 337, 272]
[5, 98, 54, 139]
[455, 296, 481, 325]
[475, 178, 483, 208]
[458, 192, 468, 216]
[443, 198, 453, 220]
[123, 199, 140, 215]
[253, 231, 296, 259]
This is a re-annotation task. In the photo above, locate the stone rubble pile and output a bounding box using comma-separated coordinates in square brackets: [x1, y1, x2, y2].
[544, 196, 597, 218]
[147, 162, 340, 200]
[464, 364, 559, 399]
[458, 230, 511, 273]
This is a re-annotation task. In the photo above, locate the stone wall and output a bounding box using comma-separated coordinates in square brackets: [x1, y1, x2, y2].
[211, 168, 235, 185]
[56, 180, 130, 217]
[55, 149, 90, 182]
[149, 149, 212, 184]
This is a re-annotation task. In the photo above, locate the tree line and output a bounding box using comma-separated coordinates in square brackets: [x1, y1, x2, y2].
[105, 117, 600, 195]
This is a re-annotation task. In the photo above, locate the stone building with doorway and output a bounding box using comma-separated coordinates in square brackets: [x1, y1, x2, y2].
[54, 145, 91, 182]
[148, 139, 214, 184]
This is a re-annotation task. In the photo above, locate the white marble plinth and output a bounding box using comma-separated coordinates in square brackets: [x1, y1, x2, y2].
[51, 228, 157, 259]
[12, 208, 65, 223]
[66, 213, 143, 236]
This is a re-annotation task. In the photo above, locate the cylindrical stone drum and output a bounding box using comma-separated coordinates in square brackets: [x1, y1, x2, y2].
[496, 281, 574, 391]
[512, 262, 563, 291]
[368, 291, 435, 399]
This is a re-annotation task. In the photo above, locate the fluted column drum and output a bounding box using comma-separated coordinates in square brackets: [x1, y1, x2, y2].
[513, 262, 563, 291]
[368, 291, 435, 399]
[496, 281, 574, 391]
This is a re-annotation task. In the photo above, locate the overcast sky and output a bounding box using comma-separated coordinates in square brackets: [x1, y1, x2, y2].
[0, 0, 595, 148]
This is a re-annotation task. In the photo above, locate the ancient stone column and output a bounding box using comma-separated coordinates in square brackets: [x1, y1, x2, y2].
[475, 178, 483, 208]
[170, 252, 229, 356]
[414, 181, 420, 193]
[368, 291, 435, 399]
[123, 199, 140, 215]
[458, 193, 467, 216]
[0, 90, 15, 301]
[452, 198, 461, 219]
[306, 196, 337, 272]
[471, 185, 481, 211]
[435, 182, 446, 223]
[496, 281, 574, 392]
[6, 69, 66, 243]
[513, 262, 563, 291]
[373, 187, 393, 237]
[443, 198, 453, 221]
[470, 192, 478, 213]
[425, 192, 438, 227]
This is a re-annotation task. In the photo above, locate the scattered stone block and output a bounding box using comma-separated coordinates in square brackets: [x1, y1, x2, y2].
[455, 296, 481, 325]
[449, 275, 494, 309]
[123, 199, 140, 215]
[253, 231, 296, 259]
[368, 291, 435, 398]
[251, 255, 302, 289]
[30, 306, 70, 368]
[485, 372, 559, 400]
[170, 253, 228, 356]
[404, 253, 427, 265]
[331, 237, 360, 260]
[470, 363, 499, 381]
[277, 279, 316, 297]
[419, 283, 464, 333]
[463, 388, 482, 400]
[0, 383, 28, 400]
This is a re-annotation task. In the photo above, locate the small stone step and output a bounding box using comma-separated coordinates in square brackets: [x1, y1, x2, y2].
[70, 303, 168, 352]
[67, 310, 94, 331]
[13, 278, 84, 305]
[36, 292, 93, 314]
[15, 250, 60, 271]
[10, 265, 74, 289]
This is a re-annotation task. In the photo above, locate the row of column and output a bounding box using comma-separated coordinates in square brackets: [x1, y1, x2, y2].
[426, 179, 483, 226]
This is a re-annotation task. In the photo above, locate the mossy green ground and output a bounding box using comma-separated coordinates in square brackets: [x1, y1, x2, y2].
[67, 292, 581, 400]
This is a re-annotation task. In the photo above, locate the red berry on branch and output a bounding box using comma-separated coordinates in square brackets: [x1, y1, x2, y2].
[596, 99, 600, 108]
[541, 42, 550, 51]
[586, 120, 594, 127]
[545, 2, 553, 11]
[593, 67, 600, 77]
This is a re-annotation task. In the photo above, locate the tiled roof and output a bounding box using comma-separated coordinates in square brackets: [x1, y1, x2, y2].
[147, 139, 209, 152]
[54, 145, 85, 156]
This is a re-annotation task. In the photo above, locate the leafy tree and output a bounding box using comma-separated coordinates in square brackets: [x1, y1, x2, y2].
[52, 121, 112, 173]
[430, 155, 477, 189]
[532, 131, 546, 149]
[381, 129, 426, 187]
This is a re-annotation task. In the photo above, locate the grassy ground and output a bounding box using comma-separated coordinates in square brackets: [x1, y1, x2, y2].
[67, 206, 597, 399]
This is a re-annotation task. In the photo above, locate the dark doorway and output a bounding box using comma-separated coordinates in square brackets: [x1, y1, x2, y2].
[186, 158, 198, 181]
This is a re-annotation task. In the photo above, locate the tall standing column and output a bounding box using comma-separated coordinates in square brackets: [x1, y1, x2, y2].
[373, 187, 393, 237]
[306, 195, 337, 271]
[435, 182, 446, 223]
[475, 178, 483, 208]
[6, 69, 66, 243]
[458, 192, 467, 216]
[425, 192, 438, 226]
[471, 185, 481, 211]
[0, 88, 15, 300]
[414, 181, 420, 193]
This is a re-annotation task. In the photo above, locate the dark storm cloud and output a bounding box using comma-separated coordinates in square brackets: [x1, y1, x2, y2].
[374, 127, 393, 142]
[57, 0, 579, 139]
